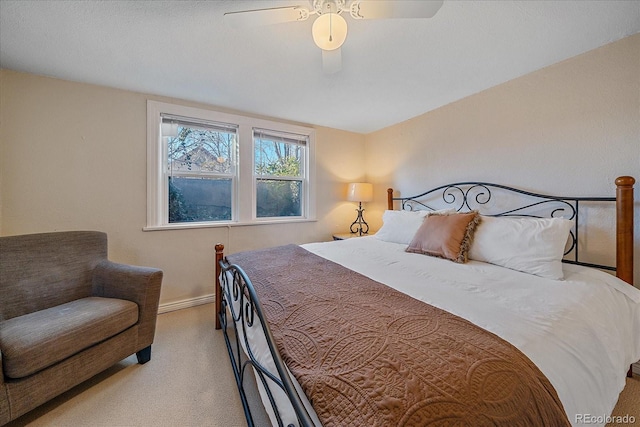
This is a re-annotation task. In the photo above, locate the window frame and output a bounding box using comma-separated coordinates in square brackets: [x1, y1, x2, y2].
[146, 100, 316, 230]
[253, 128, 309, 221]
[164, 114, 238, 224]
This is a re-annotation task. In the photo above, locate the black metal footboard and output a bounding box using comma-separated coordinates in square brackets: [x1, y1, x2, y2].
[217, 255, 315, 427]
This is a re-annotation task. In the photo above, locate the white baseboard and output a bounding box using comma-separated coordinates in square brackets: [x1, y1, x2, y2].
[158, 294, 214, 314]
[633, 362, 640, 375]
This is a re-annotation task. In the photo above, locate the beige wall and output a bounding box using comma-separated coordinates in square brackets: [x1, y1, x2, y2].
[1, 33, 638, 304]
[0, 70, 366, 306]
[365, 34, 640, 283]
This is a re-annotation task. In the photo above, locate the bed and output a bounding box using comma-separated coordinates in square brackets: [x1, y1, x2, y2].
[214, 176, 638, 427]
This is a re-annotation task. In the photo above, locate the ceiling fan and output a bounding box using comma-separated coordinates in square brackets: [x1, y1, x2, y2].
[224, 0, 444, 74]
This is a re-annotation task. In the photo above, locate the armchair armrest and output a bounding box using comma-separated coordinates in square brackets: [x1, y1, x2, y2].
[92, 260, 163, 349]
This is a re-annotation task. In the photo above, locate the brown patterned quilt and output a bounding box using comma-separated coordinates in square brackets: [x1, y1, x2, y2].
[227, 244, 570, 427]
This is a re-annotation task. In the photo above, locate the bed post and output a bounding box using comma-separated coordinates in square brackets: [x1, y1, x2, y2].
[615, 176, 635, 378]
[615, 176, 634, 286]
[215, 243, 224, 330]
[388, 188, 394, 210]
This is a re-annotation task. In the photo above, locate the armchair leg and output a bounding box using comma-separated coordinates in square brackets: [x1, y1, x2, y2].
[136, 345, 152, 364]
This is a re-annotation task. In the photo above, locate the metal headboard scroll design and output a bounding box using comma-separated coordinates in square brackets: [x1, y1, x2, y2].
[394, 182, 616, 271]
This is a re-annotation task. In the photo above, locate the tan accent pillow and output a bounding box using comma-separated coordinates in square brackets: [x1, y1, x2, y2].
[406, 211, 481, 263]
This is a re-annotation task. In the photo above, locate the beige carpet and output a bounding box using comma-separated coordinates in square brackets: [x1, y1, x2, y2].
[5, 304, 639, 426]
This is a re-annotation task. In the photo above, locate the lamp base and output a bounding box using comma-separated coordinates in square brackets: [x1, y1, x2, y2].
[349, 202, 370, 236]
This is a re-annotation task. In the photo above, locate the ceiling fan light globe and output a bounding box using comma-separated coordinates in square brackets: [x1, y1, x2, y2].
[312, 13, 347, 51]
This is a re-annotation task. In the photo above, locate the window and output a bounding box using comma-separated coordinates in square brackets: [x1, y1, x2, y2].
[165, 116, 237, 223]
[254, 129, 306, 218]
[146, 101, 315, 230]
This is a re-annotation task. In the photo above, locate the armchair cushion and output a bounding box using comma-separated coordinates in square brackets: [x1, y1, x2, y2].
[0, 296, 138, 379]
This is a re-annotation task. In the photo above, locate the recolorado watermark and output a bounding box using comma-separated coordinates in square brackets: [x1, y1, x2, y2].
[576, 414, 636, 424]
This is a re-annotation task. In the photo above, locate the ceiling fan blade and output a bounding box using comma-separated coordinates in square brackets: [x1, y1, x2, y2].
[350, 0, 443, 20]
[322, 48, 342, 74]
[224, 6, 309, 28]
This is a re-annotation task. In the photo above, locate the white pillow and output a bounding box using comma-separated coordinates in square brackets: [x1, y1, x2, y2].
[374, 210, 429, 244]
[375, 209, 453, 245]
[468, 216, 574, 280]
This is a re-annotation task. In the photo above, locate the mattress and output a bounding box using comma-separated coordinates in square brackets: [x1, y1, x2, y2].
[228, 236, 640, 427]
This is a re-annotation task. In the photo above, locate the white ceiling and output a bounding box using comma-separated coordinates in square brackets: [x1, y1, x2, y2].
[1, 1, 638, 134]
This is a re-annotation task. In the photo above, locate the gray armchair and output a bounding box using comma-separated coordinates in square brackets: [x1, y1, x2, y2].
[0, 231, 163, 425]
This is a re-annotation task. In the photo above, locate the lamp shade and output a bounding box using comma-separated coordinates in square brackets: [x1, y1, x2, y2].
[347, 183, 373, 202]
[312, 12, 348, 51]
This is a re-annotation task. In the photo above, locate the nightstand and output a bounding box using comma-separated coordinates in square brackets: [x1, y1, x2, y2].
[332, 233, 373, 241]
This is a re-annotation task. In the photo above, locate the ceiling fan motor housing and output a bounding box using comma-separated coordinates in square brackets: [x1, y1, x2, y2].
[313, 0, 347, 15]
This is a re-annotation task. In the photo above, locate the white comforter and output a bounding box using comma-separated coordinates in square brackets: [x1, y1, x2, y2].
[234, 237, 640, 427]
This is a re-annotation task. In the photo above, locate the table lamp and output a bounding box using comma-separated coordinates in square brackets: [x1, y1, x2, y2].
[347, 182, 373, 235]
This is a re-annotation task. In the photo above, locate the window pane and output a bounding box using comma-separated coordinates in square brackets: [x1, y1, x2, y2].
[256, 179, 302, 218]
[254, 137, 303, 177]
[169, 177, 232, 222]
[168, 126, 234, 174]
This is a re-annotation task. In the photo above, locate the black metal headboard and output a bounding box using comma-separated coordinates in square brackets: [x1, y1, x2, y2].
[389, 182, 617, 271]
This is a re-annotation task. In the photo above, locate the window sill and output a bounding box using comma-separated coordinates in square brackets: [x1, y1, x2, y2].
[143, 218, 317, 232]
